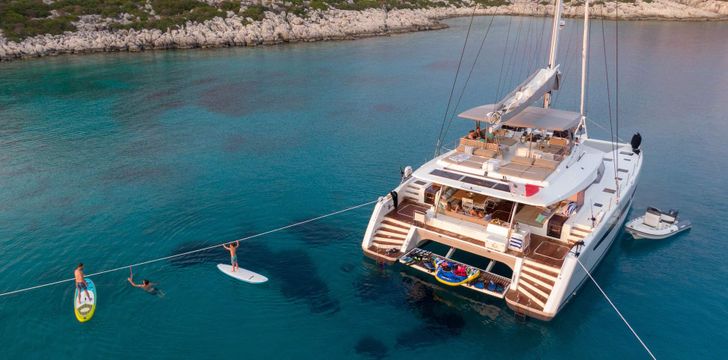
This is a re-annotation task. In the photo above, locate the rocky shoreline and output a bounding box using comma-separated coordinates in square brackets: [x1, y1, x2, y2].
[1, 1, 726, 62]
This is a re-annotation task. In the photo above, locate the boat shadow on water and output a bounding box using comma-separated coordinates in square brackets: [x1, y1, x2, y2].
[352, 259, 523, 349]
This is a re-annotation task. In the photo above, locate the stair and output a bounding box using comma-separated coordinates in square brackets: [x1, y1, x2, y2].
[566, 223, 593, 244]
[365, 217, 413, 263]
[511, 259, 561, 311]
[401, 180, 426, 203]
[371, 219, 410, 250]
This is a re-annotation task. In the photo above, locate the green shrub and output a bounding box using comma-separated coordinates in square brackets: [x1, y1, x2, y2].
[310, 0, 328, 11]
[241, 5, 266, 21]
[220, 1, 241, 13]
[474, 0, 509, 6]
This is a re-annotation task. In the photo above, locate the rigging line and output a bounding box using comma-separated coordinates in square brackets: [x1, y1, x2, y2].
[535, 15, 549, 71]
[0, 199, 379, 298]
[520, 15, 536, 81]
[600, 17, 618, 179]
[439, 14, 497, 147]
[615, 0, 621, 197]
[576, 259, 657, 360]
[587, 118, 624, 142]
[494, 16, 514, 103]
[434, 6, 479, 157]
[516, 16, 532, 82]
[501, 17, 525, 101]
[553, 18, 580, 106]
[526, 14, 546, 77]
[499, 17, 523, 101]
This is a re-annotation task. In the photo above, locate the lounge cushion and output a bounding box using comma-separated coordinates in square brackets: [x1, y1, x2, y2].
[511, 156, 534, 166]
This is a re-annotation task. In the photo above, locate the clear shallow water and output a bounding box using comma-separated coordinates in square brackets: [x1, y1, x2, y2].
[1, 17, 727, 359]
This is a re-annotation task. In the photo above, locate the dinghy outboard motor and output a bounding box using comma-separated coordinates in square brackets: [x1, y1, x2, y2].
[630, 132, 642, 154]
[400, 165, 413, 183]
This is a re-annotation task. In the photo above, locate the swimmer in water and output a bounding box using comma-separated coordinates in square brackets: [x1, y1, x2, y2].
[128, 273, 164, 297]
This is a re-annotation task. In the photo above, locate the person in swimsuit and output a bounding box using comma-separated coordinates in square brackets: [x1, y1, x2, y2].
[223, 240, 240, 272]
[74, 263, 92, 303]
[128, 276, 162, 296]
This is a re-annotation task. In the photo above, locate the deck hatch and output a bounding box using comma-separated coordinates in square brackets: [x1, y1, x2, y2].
[603, 188, 617, 194]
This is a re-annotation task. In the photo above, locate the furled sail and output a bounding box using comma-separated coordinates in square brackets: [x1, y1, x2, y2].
[486, 66, 561, 124]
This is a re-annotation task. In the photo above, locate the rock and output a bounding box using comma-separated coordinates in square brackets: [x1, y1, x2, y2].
[0, 3, 725, 62]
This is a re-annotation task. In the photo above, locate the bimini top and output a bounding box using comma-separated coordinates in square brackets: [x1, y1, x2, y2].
[459, 105, 581, 131]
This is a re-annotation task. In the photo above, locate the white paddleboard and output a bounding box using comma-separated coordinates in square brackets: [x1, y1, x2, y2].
[217, 264, 268, 284]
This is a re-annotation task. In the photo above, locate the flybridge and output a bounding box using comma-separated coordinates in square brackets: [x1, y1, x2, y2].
[458, 105, 580, 132]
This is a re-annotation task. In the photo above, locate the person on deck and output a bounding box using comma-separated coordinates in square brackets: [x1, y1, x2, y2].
[467, 130, 477, 140]
[223, 240, 240, 272]
[74, 263, 92, 303]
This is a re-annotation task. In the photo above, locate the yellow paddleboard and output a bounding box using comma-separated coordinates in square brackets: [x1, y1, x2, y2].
[74, 278, 96, 322]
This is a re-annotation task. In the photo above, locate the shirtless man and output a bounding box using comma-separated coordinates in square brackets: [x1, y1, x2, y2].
[128, 276, 161, 296]
[74, 263, 92, 303]
[223, 240, 240, 272]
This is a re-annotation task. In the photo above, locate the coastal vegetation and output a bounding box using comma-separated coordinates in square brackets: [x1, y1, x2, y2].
[0, 0, 516, 41]
[0, 0, 725, 61]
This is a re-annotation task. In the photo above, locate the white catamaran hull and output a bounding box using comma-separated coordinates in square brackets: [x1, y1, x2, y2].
[558, 190, 635, 313]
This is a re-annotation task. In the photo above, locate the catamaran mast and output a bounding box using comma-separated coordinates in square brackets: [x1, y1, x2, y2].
[578, 0, 591, 138]
[580, 0, 590, 119]
[543, 0, 564, 109]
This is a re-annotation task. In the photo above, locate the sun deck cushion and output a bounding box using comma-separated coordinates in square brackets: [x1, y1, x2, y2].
[498, 163, 529, 177]
[520, 167, 551, 181]
[473, 148, 496, 158]
[511, 156, 534, 166]
[497, 167, 523, 177]
[534, 158, 560, 170]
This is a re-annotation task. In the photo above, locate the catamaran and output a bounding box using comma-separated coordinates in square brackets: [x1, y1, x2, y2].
[361, 0, 642, 321]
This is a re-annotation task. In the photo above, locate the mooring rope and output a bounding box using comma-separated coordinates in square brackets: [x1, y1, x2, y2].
[0, 199, 378, 298]
[577, 259, 657, 360]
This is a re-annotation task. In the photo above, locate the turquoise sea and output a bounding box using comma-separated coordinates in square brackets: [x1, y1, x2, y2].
[1, 17, 727, 359]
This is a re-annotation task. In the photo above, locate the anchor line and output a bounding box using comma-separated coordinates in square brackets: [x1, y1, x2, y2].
[577, 259, 657, 360]
[0, 199, 378, 298]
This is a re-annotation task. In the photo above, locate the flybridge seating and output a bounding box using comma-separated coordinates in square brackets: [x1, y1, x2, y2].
[441, 105, 581, 183]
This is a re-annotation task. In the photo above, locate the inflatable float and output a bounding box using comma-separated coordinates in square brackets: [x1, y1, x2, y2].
[433, 259, 480, 286]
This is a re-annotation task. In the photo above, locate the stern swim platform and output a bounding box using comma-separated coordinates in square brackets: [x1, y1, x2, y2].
[399, 247, 511, 299]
